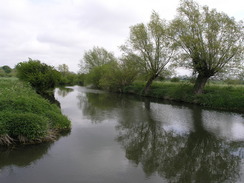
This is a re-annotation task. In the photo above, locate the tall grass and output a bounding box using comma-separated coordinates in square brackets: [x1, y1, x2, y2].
[0, 78, 71, 145]
[124, 81, 244, 112]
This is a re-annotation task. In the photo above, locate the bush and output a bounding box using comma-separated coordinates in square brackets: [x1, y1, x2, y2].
[170, 77, 180, 82]
[84, 66, 104, 88]
[16, 58, 61, 92]
[84, 61, 138, 92]
[59, 72, 78, 86]
[76, 73, 85, 86]
[100, 61, 138, 92]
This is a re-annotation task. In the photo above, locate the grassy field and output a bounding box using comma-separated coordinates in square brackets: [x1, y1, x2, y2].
[124, 81, 244, 113]
[0, 78, 71, 145]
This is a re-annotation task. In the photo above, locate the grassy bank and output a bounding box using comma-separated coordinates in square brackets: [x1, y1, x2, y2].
[0, 78, 71, 146]
[124, 81, 244, 113]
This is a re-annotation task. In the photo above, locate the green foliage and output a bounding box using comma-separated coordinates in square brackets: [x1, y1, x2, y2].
[84, 60, 138, 92]
[45, 111, 70, 130]
[16, 58, 61, 92]
[57, 64, 79, 86]
[170, 0, 244, 93]
[99, 61, 138, 92]
[0, 66, 15, 77]
[121, 11, 175, 93]
[124, 81, 244, 112]
[84, 66, 104, 88]
[196, 85, 244, 110]
[224, 79, 243, 85]
[2, 65, 12, 74]
[58, 64, 69, 76]
[59, 72, 78, 86]
[76, 73, 85, 86]
[80, 46, 117, 72]
[79, 1, 243, 95]
[170, 77, 180, 82]
[0, 112, 48, 140]
[81, 47, 132, 89]
[0, 78, 71, 145]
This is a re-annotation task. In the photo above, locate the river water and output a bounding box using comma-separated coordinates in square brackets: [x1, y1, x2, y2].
[0, 86, 244, 183]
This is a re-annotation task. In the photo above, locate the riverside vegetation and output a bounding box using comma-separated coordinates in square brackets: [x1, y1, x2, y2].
[124, 81, 244, 113]
[0, 78, 71, 146]
[79, 0, 243, 112]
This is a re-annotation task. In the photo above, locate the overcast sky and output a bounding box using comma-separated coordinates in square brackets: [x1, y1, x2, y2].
[0, 0, 243, 73]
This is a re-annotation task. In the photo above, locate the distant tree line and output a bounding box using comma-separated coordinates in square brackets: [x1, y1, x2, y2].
[0, 65, 16, 77]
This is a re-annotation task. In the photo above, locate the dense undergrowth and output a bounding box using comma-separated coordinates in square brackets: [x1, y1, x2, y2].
[0, 78, 71, 146]
[124, 81, 244, 113]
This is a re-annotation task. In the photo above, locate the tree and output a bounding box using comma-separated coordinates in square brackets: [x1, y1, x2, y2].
[16, 58, 60, 93]
[2, 65, 12, 74]
[121, 11, 176, 94]
[84, 59, 137, 91]
[99, 59, 138, 92]
[80, 47, 132, 90]
[58, 64, 69, 76]
[170, 0, 244, 94]
[80, 46, 117, 73]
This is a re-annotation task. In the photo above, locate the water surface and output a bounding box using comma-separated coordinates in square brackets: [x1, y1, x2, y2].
[0, 86, 244, 183]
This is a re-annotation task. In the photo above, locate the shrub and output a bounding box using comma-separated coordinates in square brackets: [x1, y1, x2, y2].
[99, 61, 138, 92]
[84, 66, 104, 88]
[170, 77, 180, 82]
[16, 58, 61, 92]
[84, 61, 138, 92]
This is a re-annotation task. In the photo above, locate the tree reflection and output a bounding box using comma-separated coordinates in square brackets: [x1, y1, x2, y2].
[56, 87, 74, 97]
[75, 88, 244, 182]
[77, 92, 135, 123]
[0, 132, 69, 171]
[116, 100, 244, 183]
[0, 142, 52, 169]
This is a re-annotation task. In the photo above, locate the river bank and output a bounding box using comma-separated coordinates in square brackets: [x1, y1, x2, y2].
[123, 81, 244, 113]
[0, 78, 71, 146]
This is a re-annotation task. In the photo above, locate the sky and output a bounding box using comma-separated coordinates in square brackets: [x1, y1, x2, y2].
[0, 0, 243, 73]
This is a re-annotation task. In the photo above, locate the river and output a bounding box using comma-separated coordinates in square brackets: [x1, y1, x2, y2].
[0, 86, 244, 183]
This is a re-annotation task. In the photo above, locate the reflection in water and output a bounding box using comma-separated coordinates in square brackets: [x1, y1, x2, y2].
[77, 88, 244, 183]
[0, 142, 52, 171]
[116, 102, 244, 183]
[56, 87, 74, 97]
[163, 107, 243, 183]
[77, 92, 129, 123]
[0, 129, 70, 176]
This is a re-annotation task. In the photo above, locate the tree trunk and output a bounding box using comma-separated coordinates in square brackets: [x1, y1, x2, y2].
[143, 75, 156, 95]
[193, 75, 209, 94]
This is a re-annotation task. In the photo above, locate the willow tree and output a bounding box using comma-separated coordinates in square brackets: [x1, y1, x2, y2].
[122, 12, 175, 94]
[80, 46, 117, 72]
[170, 0, 243, 94]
